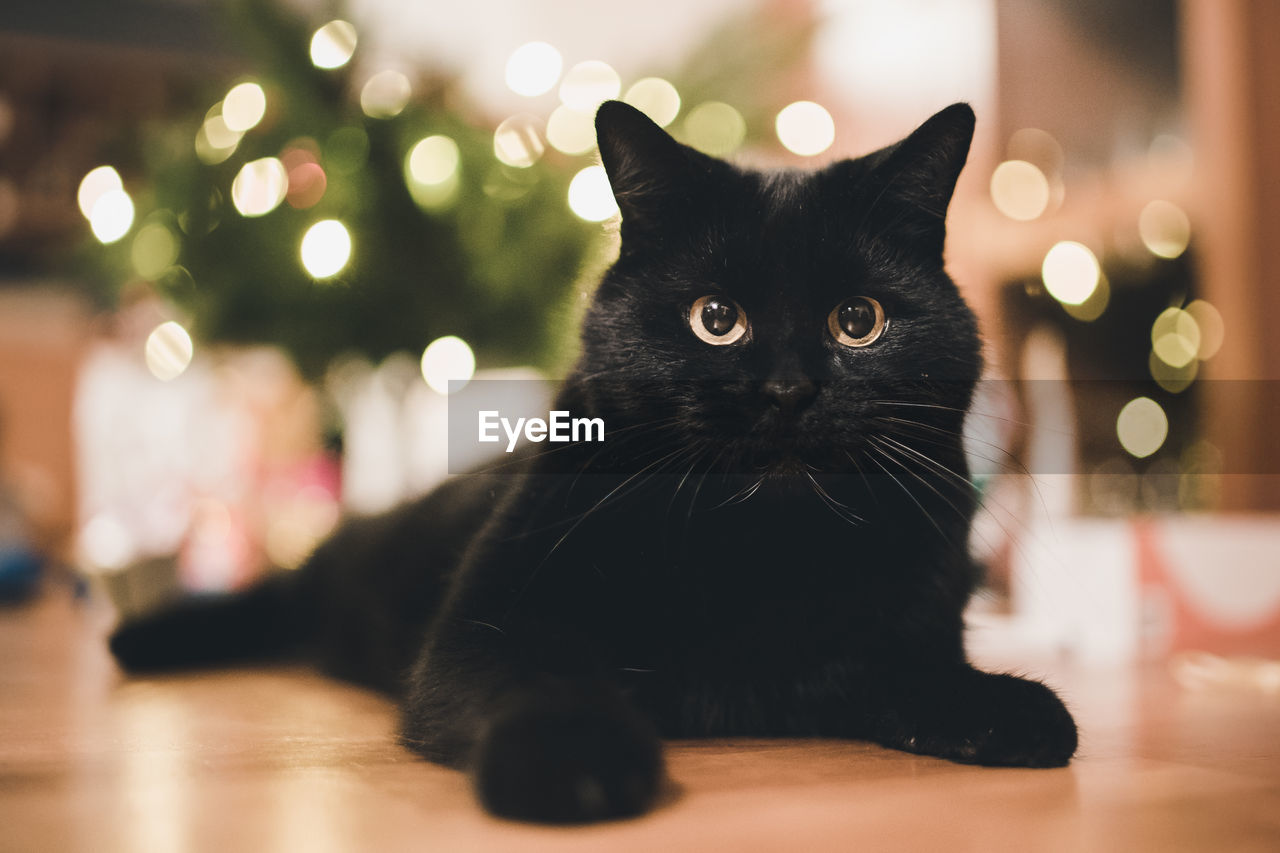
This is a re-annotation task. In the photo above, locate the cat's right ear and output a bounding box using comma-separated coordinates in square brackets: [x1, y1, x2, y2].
[595, 101, 717, 245]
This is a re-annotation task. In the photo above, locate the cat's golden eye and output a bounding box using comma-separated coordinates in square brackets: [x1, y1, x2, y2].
[690, 295, 748, 345]
[828, 296, 887, 347]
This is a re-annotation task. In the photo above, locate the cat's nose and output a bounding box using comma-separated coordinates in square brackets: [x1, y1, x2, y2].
[762, 378, 817, 414]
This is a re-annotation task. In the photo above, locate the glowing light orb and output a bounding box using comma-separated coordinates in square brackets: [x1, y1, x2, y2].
[145, 320, 194, 381]
[505, 42, 562, 97]
[300, 220, 352, 278]
[89, 188, 135, 243]
[1138, 199, 1191, 259]
[420, 335, 476, 394]
[360, 70, 412, 119]
[682, 102, 746, 157]
[623, 78, 681, 127]
[1184, 300, 1224, 360]
[494, 115, 545, 168]
[1041, 241, 1100, 306]
[559, 61, 620, 112]
[775, 101, 835, 156]
[231, 157, 288, 217]
[311, 20, 357, 69]
[407, 135, 460, 185]
[990, 160, 1050, 221]
[545, 105, 596, 155]
[1117, 397, 1168, 459]
[131, 222, 179, 279]
[1151, 307, 1201, 369]
[222, 82, 266, 132]
[77, 166, 122, 219]
[567, 165, 618, 222]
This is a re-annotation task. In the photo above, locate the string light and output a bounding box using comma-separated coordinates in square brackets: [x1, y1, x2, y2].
[231, 157, 288, 217]
[1041, 241, 1099, 306]
[222, 82, 266, 132]
[1138, 199, 1191, 259]
[420, 336, 476, 394]
[505, 42, 562, 97]
[545, 105, 596, 155]
[775, 101, 835, 156]
[300, 220, 352, 278]
[310, 20, 357, 69]
[360, 70, 412, 119]
[990, 160, 1050, 221]
[567, 165, 618, 222]
[1117, 397, 1168, 459]
[1151, 307, 1200, 369]
[89, 189, 135, 244]
[131, 221, 179, 279]
[623, 78, 681, 127]
[145, 320, 194, 381]
[558, 61, 620, 112]
[1184, 300, 1224, 360]
[682, 102, 745, 157]
[77, 166, 123, 219]
[405, 135, 460, 209]
[493, 115, 546, 168]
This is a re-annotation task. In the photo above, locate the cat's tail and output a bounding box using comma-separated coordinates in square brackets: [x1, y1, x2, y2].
[108, 571, 312, 672]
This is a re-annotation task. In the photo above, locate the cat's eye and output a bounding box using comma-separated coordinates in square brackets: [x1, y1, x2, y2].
[690, 295, 749, 345]
[828, 296, 887, 347]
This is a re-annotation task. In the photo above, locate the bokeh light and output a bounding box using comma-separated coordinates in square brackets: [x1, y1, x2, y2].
[231, 157, 288, 217]
[145, 320, 194, 381]
[77, 166, 123, 219]
[1138, 199, 1191, 259]
[559, 61, 620, 112]
[990, 160, 1050, 221]
[505, 42, 562, 97]
[310, 20, 357, 69]
[567, 165, 618, 222]
[1117, 397, 1168, 459]
[420, 335, 476, 394]
[131, 221, 179, 279]
[623, 78, 681, 127]
[80, 514, 134, 572]
[286, 162, 327, 209]
[89, 189, 135, 243]
[1184, 299, 1224, 360]
[1149, 348, 1198, 394]
[545, 105, 597, 155]
[1008, 127, 1065, 178]
[300, 220, 352, 278]
[222, 82, 266, 132]
[682, 102, 746, 157]
[405, 135, 461, 209]
[360, 70, 412, 119]
[775, 101, 835, 156]
[493, 115, 545, 168]
[1041, 241, 1100, 306]
[1151, 307, 1201, 368]
[1060, 272, 1110, 322]
[195, 106, 243, 165]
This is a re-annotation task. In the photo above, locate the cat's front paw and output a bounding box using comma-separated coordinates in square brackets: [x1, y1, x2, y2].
[888, 670, 1078, 768]
[472, 704, 664, 823]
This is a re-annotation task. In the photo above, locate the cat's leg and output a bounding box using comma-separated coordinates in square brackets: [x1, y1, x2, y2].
[858, 664, 1078, 768]
[400, 621, 663, 824]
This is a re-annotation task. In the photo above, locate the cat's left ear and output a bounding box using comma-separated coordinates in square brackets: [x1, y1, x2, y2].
[845, 103, 975, 258]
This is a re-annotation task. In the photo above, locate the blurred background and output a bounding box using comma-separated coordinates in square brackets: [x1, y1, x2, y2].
[0, 0, 1277, 667]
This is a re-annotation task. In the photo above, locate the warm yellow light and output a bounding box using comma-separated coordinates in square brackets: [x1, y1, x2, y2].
[1007, 128, 1064, 177]
[231, 157, 288, 217]
[407, 136, 460, 185]
[78, 166, 122, 219]
[195, 118, 241, 165]
[360, 70, 412, 119]
[1117, 397, 1168, 459]
[1149, 349, 1197, 394]
[1061, 273, 1110, 322]
[131, 222, 179, 279]
[1184, 300, 1224, 360]
[1138, 199, 1190, 259]
[567, 165, 618, 222]
[545, 105, 596, 155]
[300, 220, 352, 278]
[990, 160, 1050, 221]
[493, 115, 545, 168]
[623, 78, 681, 127]
[89, 188, 135, 243]
[1041, 241, 1099, 306]
[505, 42, 562, 97]
[223, 82, 266, 132]
[1151, 307, 1200, 369]
[145, 321, 194, 381]
[775, 101, 835, 156]
[420, 335, 476, 394]
[559, 61, 620, 112]
[682, 102, 746, 157]
[311, 20, 358, 69]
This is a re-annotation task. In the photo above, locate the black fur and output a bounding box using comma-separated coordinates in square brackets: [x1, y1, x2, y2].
[109, 101, 1077, 824]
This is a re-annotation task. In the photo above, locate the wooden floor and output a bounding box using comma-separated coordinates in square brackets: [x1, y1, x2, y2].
[2, 589, 1278, 852]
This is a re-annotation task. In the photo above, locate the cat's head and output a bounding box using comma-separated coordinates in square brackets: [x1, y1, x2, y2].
[575, 100, 982, 476]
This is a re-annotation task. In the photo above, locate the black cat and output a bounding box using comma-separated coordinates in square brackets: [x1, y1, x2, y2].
[109, 100, 1077, 824]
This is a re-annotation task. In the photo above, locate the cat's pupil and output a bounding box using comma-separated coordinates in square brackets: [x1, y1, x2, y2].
[701, 299, 738, 336]
[839, 300, 876, 339]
